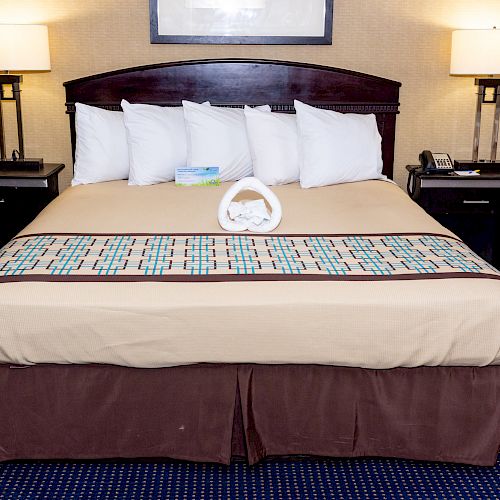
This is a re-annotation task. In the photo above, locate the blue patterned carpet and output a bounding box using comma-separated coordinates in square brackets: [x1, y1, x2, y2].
[0, 457, 498, 499]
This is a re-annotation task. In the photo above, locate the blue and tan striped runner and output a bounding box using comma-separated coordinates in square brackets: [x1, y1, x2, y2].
[0, 232, 498, 282]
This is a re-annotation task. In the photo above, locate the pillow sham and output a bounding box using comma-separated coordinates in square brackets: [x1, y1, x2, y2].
[294, 100, 384, 188]
[122, 100, 187, 186]
[244, 106, 300, 186]
[72, 103, 129, 186]
[182, 101, 270, 182]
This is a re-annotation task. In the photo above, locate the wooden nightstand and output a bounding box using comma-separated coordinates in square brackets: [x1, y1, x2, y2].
[406, 165, 500, 267]
[0, 163, 65, 248]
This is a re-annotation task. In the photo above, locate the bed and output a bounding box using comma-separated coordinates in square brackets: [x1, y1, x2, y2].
[0, 59, 498, 466]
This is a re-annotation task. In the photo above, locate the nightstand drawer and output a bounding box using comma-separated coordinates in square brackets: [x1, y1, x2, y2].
[419, 188, 498, 214]
[0, 189, 21, 243]
[0, 193, 9, 216]
[0, 163, 64, 248]
[0, 188, 19, 212]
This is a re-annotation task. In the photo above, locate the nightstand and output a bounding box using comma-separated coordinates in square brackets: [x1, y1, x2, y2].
[406, 165, 500, 268]
[0, 163, 65, 248]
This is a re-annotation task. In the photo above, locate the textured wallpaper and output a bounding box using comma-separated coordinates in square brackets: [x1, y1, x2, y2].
[1, 0, 500, 189]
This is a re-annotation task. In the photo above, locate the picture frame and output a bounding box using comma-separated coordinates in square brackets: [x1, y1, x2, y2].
[150, 0, 334, 45]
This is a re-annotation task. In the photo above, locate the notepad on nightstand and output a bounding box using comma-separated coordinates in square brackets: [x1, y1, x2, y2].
[455, 170, 480, 176]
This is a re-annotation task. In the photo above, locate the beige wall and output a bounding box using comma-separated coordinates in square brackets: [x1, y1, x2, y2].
[1, 0, 500, 189]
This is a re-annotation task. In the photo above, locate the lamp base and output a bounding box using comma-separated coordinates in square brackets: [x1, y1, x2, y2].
[0, 158, 43, 171]
[454, 159, 500, 171]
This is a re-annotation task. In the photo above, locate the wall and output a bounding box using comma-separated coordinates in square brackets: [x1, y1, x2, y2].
[1, 0, 500, 189]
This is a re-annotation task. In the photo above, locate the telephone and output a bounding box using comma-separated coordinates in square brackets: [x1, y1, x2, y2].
[407, 151, 454, 197]
[419, 150, 454, 173]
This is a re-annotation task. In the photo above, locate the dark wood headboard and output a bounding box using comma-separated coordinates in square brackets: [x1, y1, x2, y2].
[64, 59, 401, 178]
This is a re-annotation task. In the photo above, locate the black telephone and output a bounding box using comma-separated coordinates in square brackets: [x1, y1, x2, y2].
[407, 151, 454, 197]
[419, 150, 454, 173]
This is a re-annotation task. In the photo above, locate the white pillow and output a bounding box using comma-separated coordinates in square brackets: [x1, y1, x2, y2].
[121, 100, 186, 185]
[294, 100, 384, 188]
[122, 100, 211, 186]
[244, 106, 300, 186]
[72, 103, 129, 186]
[182, 101, 270, 182]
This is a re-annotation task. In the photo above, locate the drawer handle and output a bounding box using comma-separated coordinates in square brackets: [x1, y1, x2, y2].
[463, 200, 490, 204]
[0, 199, 4, 203]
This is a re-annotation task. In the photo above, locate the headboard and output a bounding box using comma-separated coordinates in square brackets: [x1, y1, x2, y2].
[64, 59, 401, 178]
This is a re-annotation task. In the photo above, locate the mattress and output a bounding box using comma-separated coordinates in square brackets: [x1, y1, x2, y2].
[0, 179, 499, 368]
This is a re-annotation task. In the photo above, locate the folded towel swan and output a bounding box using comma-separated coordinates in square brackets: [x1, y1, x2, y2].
[217, 177, 282, 232]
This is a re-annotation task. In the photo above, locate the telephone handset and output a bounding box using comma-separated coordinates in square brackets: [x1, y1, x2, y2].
[419, 150, 454, 173]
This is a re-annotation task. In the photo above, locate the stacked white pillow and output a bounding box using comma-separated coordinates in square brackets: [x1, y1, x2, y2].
[293, 100, 384, 188]
[182, 100, 270, 182]
[122, 100, 187, 185]
[243, 106, 300, 186]
[72, 103, 129, 186]
[72, 99, 384, 189]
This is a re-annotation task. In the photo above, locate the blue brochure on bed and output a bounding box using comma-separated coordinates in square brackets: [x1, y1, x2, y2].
[175, 167, 220, 186]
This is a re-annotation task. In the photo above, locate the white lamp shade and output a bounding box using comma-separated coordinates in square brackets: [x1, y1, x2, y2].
[450, 29, 500, 75]
[0, 24, 51, 72]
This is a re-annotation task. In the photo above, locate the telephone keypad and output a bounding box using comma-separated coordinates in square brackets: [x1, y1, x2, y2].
[433, 154, 453, 169]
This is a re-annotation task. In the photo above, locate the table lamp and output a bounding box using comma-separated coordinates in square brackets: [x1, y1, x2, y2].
[450, 28, 500, 168]
[0, 24, 51, 169]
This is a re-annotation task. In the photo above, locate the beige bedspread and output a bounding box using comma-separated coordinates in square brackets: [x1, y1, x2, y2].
[1, 180, 499, 368]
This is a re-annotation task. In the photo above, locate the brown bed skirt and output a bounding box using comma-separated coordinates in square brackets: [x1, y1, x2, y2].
[0, 363, 498, 466]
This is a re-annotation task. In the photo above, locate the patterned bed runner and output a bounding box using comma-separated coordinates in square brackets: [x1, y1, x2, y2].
[0, 232, 499, 282]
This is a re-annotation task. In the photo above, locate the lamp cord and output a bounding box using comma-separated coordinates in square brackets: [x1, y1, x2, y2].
[406, 166, 419, 197]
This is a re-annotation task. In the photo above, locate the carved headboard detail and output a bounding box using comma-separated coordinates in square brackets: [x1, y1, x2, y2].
[64, 59, 401, 178]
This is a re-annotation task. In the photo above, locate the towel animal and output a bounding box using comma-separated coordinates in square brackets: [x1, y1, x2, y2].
[218, 177, 282, 232]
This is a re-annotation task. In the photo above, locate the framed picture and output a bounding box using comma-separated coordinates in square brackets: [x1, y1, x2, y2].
[150, 0, 334, 45]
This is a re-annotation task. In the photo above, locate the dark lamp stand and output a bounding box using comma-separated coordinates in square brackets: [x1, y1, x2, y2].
[0, 75, 24, 160]
[0, 74, 42, 170]
[473, 78, 500, 162]
[455, 78, 500, 170]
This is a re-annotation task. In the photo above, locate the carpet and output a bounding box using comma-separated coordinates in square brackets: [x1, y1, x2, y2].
[0, 457, 498, 499]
